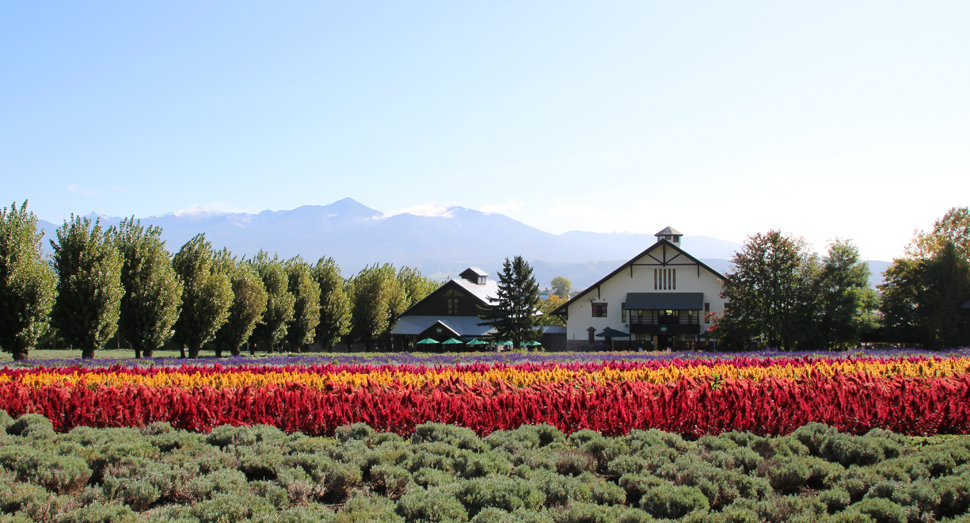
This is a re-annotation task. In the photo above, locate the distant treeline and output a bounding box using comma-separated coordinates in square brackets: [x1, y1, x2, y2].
[0, 201, 440, 360]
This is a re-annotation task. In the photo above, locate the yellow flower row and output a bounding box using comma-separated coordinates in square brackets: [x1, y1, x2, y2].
[4, 358, 969, 390]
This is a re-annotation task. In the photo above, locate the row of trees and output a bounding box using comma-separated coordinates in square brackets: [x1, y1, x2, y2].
[715, 206, 970, 351]
[0, 201, 439, 360]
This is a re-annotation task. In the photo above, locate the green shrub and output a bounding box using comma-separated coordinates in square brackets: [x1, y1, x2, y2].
[550, 501, 649, 523]
[412, 423, 486, 452]
[829, 434, 886, 467]
[848, 498, 908, 523]
[7, 413, 55, 438]
[188, 492, 276, 523]
[0, 410, 13, 430]
[236, 445, 284, 481]
[0, 473, 49, 514]
[820, 488, 853, 513]
[456, 476, 546, 517]
[336, 422, 377, 443]
[555, 450, 596, 476]
[254, 505, 336, 523]
[934, 475, 970, 518]
[335, 493, 403, 523]
[618, 474, 666, 507]
[413, 467, 455, 488]
[406, 442, 465, 473]
[397, 486, 469, 522]
[791, 423, 840, 457]
[370, 464, 412, 496]
[606, 455, 649, 476]
[866, 479, 940, 518]
[454, 450, 512, 479]
[54, 501, 140, 523]
[825, 466, 885, 502]
[640, 484, 709, 519]
[187, 468, 249, 500]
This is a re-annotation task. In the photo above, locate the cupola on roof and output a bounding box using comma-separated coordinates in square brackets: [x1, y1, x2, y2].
[655, 226, 683, 245]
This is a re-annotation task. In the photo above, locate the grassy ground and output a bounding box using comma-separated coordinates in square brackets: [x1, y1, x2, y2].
[0, 349, 498, 363]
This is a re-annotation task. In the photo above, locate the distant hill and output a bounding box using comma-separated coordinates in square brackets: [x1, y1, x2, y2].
[35, 198, 890, 290]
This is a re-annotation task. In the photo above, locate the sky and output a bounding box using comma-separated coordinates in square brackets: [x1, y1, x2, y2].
[2, 1, 968, 261]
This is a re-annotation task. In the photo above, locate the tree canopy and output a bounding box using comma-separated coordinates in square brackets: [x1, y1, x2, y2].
[51, 215, 125, 359]
[114, 218, 183, 358]
[249, 251, 296, 353]
[171, 234, 233, 359]
[0, 201, 57, 360]
[551, 276, 571, 299]
[285, 256, 321, 352]
[211, 249, 267, 357]
[313, 256, 351, 350]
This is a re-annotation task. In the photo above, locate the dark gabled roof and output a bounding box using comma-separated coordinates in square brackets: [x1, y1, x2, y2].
[552, 239, 730, 316]
[398, 275, 499, 318]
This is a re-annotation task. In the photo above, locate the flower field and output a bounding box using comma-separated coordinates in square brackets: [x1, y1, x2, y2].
[2, 352, 970, 437]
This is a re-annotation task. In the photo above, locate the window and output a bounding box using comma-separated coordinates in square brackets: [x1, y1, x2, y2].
[653, 268, 677, 290]
[592, 303, 607, 317]
[447, 298, 458, 315]
[704, 302, 710, 315]
[621, 303, 626, 322]
[445, 289, 461, 315]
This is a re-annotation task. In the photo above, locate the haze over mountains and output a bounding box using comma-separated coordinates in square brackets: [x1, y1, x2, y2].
[36, 198, 889, 289]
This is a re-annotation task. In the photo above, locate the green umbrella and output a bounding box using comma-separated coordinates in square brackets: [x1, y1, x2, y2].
[494, 340, 511, 345]
[595, 327, 629, 350]
[415, 338, 438, 345]
[595, 327, 630, 338]
[524, 341, 542, 346]
[466, 339, 488, 346]
[441, 338, 464, 345]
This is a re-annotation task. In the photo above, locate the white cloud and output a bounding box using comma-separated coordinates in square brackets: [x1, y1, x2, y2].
[548, 201, 598, 219]
[481, 200, 523, 215]
[66, 184, 97, 197]
[389, 201, 458, 218]
[111, 185, 125, 193]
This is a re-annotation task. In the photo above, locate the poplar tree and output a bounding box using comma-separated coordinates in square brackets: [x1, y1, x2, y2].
[211, 249, 267, 357]
[348, 263, 404, 350]
[285, 256, 321, 353]
[51, 215, 124, 359]
[397, 266, 439, 309]
[172, 234, 233, 359]
[478, 256, 541, 349]
[249, 251, 295, 353]
[114, 218, 183, 358]
[312, 256, 351, 350]
[0, 201, 57, 360]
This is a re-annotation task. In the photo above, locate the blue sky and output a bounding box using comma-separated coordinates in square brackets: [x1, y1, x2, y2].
[2, 1, 968, 261]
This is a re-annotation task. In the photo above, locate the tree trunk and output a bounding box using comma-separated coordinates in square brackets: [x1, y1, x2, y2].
[144, 349, 154, 358]
[179, 347, 186, 358]
[215, 348, 223, 358]
[188, 347, 200, 359]
[134, 349, 142, 359]
[82, 348, 95, 359]
[12, 350, 28, 361]
[231, 347, 241, 356]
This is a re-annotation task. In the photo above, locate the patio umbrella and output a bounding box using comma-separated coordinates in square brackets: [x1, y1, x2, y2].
[595, 327, 630, 350]
[441, 338, 464, 345]
[415, 338, 438, 345]
[466, 339, 487, 346]
[524, 341, 542, 346]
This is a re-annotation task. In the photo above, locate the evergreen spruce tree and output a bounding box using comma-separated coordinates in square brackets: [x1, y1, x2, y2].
[51, 215, 124, 359]
[114, 218, 183, 358]
[0, 201, 57, 360]
[478, 256, 541, 349]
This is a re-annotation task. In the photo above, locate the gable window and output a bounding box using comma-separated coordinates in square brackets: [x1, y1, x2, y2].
[444, 289, 461, 315]
[592, 303, 607, 317]
[447, 298, 458, 315]
[654, 268, 677, 290]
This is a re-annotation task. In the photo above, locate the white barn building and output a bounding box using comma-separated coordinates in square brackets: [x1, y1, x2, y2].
[553, 227, 729, 351]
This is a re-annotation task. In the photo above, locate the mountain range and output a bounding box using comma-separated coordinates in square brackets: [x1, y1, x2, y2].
[36, 198, 889, 290]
